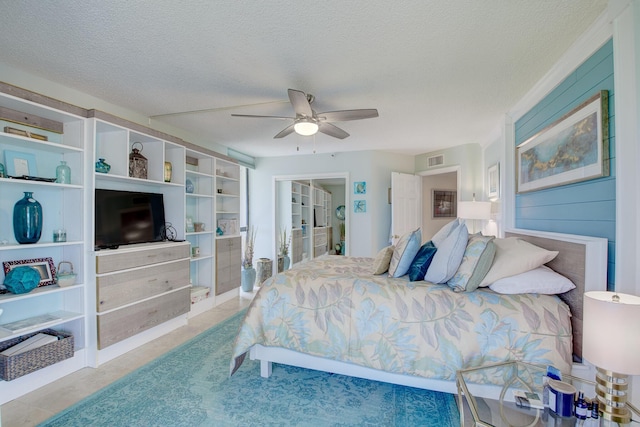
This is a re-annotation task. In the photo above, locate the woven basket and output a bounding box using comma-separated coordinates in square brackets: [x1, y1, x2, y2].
[0, 329, 74, 381]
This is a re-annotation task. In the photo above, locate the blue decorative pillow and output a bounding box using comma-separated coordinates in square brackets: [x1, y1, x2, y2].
[408, 241, 437, 281]
[388, 228, 422, 278]
[430, 218, 459, 248]
[447, 233, 496, 292]
[424, 222, 469, 283]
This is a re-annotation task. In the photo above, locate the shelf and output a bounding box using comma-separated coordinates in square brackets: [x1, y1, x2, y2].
[95, 172, 184, 188]
[0, 310, 83, 342]
[0, 283, 83, 303]
[0, 132, 83, 153]
[186, 170, 213, 178]
[215, 174, 239, 182]
[190, 255, 214, 262]
[185, 231, 214, 236]
[0, 240, 84, 251]
[186, 193, 214, 199]
[0, 178, 83, 190]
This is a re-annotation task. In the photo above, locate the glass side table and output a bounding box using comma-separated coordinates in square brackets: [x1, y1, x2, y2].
[456, 361, 638, 427]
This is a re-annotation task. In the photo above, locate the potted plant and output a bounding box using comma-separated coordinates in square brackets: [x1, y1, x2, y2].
[241, 226, 257, 292]
[339, 222, 346, 255]
[279, 227, 291, 271]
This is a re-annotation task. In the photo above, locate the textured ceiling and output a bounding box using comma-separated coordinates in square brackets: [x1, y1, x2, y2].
[0, 1, 608, 158]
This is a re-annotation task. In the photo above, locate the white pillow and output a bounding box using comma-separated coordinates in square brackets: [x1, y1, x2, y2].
[430, 218, 459, 248]
[489, 265, 575, 294]
[479, 237, 559, 287]
[424, 221, 468, 283]
[388, 229, 422, 278]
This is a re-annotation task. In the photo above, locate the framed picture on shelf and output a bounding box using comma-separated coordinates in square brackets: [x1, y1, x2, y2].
[186, 216, 195, 233]
[4, 150, 38, 177]
[516, 90, 609, 193]
[432, 190, 456, 218]
[3, 257, 56, 287]
[217, 219, 238, 235]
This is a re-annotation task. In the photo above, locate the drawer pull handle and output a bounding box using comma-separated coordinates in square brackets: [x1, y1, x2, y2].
[148, 278, 158, 283]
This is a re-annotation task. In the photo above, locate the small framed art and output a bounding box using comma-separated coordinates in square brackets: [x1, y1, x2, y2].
[432, 190, 456, 218]
[4, 150, 38, 177]
[3, 257, 57, 287]
[488, 163, 500, 200]
[354, 182, 366, 194]
[354, 200, 366, 213]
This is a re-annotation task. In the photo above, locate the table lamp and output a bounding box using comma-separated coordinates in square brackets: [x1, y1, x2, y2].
[583, 291, 640, 423]
[458, 194, 491, 234]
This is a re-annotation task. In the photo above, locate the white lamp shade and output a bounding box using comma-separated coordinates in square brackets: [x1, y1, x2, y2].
[458, 201, 491, 220]
[294, 121, 318, 136]
[583, 291, 640, 375]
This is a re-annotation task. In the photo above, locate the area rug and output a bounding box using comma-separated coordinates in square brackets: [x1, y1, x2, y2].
[39, 310, 459, 427]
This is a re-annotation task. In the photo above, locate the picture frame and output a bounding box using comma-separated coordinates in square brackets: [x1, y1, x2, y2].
[432, 190, 457, 218]
[217, 219, 238, 235]
[186, 216, 195, 233]
[354, 181, 366, 194]
[354, 200, 366, 213]
[516, 90, 609, 193]
[3, 257, 57, 287]
[488, 163, 500, 200]
[4, 150, 38, 177]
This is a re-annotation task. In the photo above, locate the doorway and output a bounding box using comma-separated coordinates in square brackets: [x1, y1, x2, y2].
[419, 167, 460, 241]
[273, 173, 349, 266]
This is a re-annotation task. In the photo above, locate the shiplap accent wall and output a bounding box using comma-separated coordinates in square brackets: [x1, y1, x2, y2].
[514, 39, 615, 288]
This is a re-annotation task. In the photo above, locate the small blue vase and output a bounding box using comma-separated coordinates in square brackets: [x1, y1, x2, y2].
[13, 192, 43, 244]
[95, 158, 111, 173]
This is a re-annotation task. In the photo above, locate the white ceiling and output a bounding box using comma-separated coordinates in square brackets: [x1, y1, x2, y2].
[0, 1, 607, 158]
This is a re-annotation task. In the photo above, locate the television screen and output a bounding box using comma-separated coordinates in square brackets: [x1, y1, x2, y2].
[95, 189, 166, 249]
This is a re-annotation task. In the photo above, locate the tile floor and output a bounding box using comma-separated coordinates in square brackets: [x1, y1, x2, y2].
[1, 293, 254, 427]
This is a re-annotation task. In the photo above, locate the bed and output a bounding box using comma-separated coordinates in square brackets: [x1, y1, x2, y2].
[230, 228, 608, 396]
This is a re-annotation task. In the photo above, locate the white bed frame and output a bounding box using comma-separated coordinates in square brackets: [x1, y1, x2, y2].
[249, 229, 608, 398]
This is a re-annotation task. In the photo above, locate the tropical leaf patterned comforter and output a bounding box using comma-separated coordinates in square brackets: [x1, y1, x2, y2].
[231, 255, 572, 384]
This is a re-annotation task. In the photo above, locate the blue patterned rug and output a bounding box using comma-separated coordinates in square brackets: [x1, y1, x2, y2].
[39, 310, 459, 426]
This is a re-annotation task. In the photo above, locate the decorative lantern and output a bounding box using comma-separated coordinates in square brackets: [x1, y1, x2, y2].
[129, 142, 148, 179]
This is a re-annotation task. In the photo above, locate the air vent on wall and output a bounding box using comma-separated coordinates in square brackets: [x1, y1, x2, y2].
[427, 154, 444, 167]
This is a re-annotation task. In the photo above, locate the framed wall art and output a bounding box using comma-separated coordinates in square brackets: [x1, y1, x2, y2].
[516, 90, 609, 193]
[354, 200, 366, 213]
[3, 257, 56, 287]
[488, 163, 500, 200]
[432, 190, 456, 218]
[354, 181, 366, 194]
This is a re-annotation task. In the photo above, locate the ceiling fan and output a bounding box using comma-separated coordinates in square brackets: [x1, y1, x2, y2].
[231, 89, 378, 139]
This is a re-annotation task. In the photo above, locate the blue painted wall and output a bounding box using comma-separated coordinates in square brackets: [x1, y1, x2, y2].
[514, 39, 615, 288]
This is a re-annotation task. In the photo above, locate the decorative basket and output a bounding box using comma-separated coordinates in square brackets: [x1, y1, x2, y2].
[0, 329, 74, 381]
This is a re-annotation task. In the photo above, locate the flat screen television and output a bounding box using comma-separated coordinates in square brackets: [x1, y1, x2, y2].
[95, 189, 166, 250]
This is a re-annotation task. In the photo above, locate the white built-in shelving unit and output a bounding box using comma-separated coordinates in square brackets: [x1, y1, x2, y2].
[0, 92, 89, 403]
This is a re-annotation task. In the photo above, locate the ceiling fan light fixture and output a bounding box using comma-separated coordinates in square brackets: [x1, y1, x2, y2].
[294, 120, 319, 136]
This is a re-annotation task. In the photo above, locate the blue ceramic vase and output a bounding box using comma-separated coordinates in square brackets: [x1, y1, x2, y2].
[13, 192, 43, 244]
[241, 267, 256, 292]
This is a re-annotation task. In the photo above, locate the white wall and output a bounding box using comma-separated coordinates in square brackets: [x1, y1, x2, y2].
[250, 150, 414, 260]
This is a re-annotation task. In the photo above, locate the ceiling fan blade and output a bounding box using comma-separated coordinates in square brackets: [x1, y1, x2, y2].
[274, 124, 296, 138]
[288, 89, 313, 117]
[231, 114, 294, 120]
[318, 122, 349, 139]
[317, 109, 379, 122]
